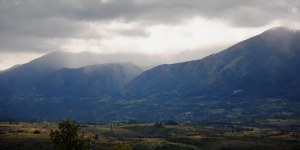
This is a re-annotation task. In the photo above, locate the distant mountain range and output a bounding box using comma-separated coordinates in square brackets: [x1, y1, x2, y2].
[0, 27, 299, 122]
[0, 62, 142, 96]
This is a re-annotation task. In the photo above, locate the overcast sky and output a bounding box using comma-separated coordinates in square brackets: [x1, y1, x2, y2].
[0, 0, 300, 70]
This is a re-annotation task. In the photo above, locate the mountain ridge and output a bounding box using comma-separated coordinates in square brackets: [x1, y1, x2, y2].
[39, 62, 143, 97]
[125, 26, 300, 99]
[1, 27, 300, 122]
[0, 61, 143, 96]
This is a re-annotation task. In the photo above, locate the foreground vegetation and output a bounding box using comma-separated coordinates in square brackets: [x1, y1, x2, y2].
[0, 119, 300, 150]
[50, 119, 91, 150]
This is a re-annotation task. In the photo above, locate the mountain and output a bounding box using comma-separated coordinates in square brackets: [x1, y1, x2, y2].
[1, 27, 300, 123]
[0, 52, 143, 96]
[0, 51, 186, 95]
[4, 51, 188, 71]
[125, 27, 300, 99]
[21, 51, 162, 69]
[39, 63, 142, 96]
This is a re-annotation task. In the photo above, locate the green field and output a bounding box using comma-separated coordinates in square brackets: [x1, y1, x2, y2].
[1, 119, 300, 150]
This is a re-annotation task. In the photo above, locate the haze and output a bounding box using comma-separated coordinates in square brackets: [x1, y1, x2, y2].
[1, 0, 300, 70]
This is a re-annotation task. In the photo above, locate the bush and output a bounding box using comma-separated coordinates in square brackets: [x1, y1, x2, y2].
[153, 122, 163, 128]
[33, 130, 41, 134]
[112, 143, 131, 150]
[164, 120, 179, 125]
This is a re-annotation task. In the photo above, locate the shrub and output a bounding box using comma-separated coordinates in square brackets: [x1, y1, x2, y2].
[33, 130, 41, 134]
[112, 143, 131, 150]
[153, 122, 163, 128]
[164, 120, 179, 125]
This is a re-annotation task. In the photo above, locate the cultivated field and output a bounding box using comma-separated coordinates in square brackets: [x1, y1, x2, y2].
[0, 120, 300, 150]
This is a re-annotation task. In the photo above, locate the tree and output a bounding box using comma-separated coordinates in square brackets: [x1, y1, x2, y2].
[153, 122, 163, 128]
[112, 143, 131, 150]
[164, 120, 178, 125]
[50, 119, 91, 150]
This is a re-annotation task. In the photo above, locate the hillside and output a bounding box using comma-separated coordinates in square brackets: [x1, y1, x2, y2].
[40, 63, 142, 96]
[0, 52, 143, 96]
[125, 27, 300, 99]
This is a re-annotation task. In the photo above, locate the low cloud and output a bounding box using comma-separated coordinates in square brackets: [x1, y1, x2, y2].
[0, 0, 299, 69]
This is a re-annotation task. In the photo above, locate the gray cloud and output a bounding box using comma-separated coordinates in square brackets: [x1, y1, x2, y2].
[0, 0, 299, 53]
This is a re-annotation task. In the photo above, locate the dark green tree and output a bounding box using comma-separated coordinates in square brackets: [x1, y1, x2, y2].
[112, 143, 131, 150]
[50, 119, 91, 150]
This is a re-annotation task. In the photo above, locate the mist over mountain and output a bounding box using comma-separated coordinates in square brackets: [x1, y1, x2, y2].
[0, 47, 212, 96]
[0, 51, 170, 96]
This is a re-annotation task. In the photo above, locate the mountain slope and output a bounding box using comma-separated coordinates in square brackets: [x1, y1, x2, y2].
[0, 51, 174, 95]
[125, 27, 300, 99]
[0, 57, 142, 96]
[40, 63, 142, 96]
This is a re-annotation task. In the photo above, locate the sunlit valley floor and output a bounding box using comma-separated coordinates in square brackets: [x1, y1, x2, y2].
[1, 119, 300, 150]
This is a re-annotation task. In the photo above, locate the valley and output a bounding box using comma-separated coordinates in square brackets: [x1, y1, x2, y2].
[1, 96, 299, 123]
[0, 27, 300, 149]
[1, 0, 300, 149]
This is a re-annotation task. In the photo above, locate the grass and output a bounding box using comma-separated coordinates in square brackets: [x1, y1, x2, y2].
[0, 120, 300, 150]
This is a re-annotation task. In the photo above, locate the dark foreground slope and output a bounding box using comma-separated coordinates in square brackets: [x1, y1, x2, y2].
[126, 27, 300, 99]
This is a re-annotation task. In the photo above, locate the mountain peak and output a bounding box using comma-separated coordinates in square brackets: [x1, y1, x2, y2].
[250, 26, 300, 52]
[270, 26, 292, 31]
[262, 26, 299, 36]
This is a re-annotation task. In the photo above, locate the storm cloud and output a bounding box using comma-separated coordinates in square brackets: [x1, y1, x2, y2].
[0, 0, 299, 69]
